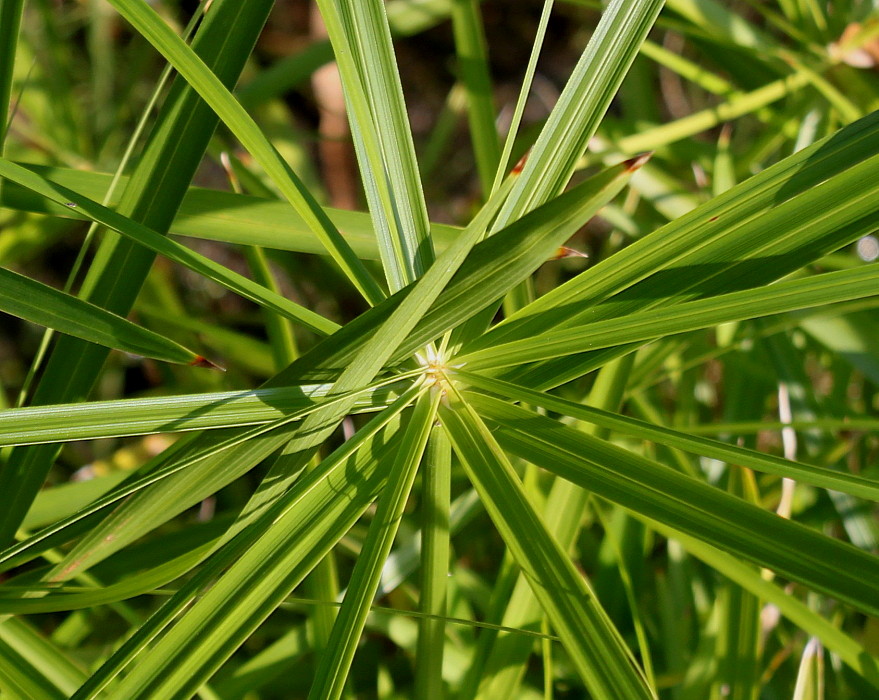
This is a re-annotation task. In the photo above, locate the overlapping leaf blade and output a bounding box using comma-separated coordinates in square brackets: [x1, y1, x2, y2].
[0, 164, 460, 260]
[107, 0, 384, 304]
[457, 264, 879, 370]
[0, 266, 207, 365]
[471, 395, 879, 617]
[0, 382, 401, 447]
[464, 111, 879, 387]
[0, 159, 338, 335]
[0, 0, 275, 548]
[439, 389, 655, 700]
[79, 389, 421, 699]
[456, 370, 879, 501]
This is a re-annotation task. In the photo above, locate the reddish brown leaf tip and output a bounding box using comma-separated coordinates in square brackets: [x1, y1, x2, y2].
[511, 150, 531, 175]
[552, 246, 590, 260]
[624, 152, 653, 171]
[190, 355, 225, 371]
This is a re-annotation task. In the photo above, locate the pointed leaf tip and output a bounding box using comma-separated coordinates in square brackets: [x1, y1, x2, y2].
[511, 149, 531, 175]
[552, 246, 590, 260]
[624, 152, 652, 171]
[189, 355, 225, 371]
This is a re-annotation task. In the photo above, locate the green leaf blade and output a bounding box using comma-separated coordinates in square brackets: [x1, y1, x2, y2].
[475, 396, 879, 618]
[439, 390, 655, 700]
[0, 266, 206, 366]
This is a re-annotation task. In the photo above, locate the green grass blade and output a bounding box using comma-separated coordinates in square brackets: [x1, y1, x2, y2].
[490, 120, 879, 389]
[107, 0, 384, 305]
[465, 355, 637, 700]
[79, 390, 421, 700]
[0, 266, 210, 366]
[241, 243, 298, 370]
[0, 381, 403, 447]
[13, 4, 207, 411]
[317, 0, 434, 292]
[236, 0, 460, 109]
[665, 0, 777, 52]
[0, 158, 338, 336]
[640, 515, 879, 690]
[456, 371, 879, 501]
[474, 112, 879, 351]
[493, 0, 663, 227]
[600, 71, 812, 160]
[439, 388, 655, 700]
[0, 0, 274, 548]
[307, 390, 439, 700]
[0, 617, 87, 699]
[456, 265, 879, 369]
[377, 488, 480, 597]
[489, 0, 553, 195]
[475, 396, 879, 618]
[0, 543, 212, 614]
[276, 157, 644, 381]
[0, 373, 418, 574]
[0, 164, 461, 260]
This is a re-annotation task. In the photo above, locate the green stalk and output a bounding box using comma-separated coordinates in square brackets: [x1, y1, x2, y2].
[450, 0, 500, 196]
[0, 0, 24, 148]
[414, 424, 452, 700]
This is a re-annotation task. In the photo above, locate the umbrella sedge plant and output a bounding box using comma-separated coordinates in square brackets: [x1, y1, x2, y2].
[0, 0, 877, 698]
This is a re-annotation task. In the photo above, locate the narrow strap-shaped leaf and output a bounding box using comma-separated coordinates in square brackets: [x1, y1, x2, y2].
[0, 163, 460, 260]
[318, 0, 433, 291]
[78, 388, 423, 700]
[475, 396, 879, 618]
[0, 0, 24, 148]
[414, 423, 452, 698]
[439, 388, 655, 700]
[0, 542, 213, 614]
[455, 0, 662, 348]
[0, 0, 275, 551]
[106, 0, 384, 305]
[0, 373, 419, 574]
[456, 371, 879, 501]
[492, 0, 664, 228]
[455, 265, 879, 369]
[639, 513, 879, 690]
[476, 111, 879, 352]
[0, 158, 339, 336]
[489, 0, 553, 194]
[307, 390, 440, 700]
[450, 0, 500, 195]
[0, 267, 209, 366]
[274, 157, 645, 382]
[0, 617, 87, 699]
[0, 381, 403, 447]
[464, 355, 638, 700]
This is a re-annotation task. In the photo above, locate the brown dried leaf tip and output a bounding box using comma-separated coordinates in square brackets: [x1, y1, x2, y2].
[551, 246, 589, 260]
[624, 152, 653, 171]
[511, 149, 531, 175]
[190, 355, 225, 371]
